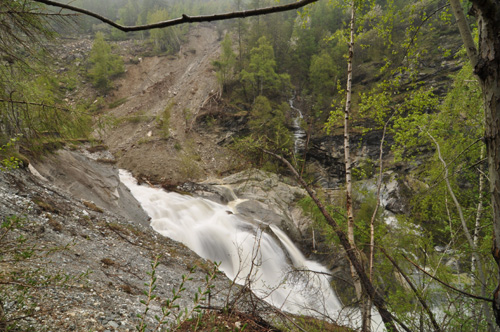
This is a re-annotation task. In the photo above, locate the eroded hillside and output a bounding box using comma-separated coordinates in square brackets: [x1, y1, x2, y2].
[100, 24, 238, 184]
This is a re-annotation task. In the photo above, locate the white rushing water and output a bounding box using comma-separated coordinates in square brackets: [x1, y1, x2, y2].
[289, 98, 307, 154]
[119, 170, 343, 318]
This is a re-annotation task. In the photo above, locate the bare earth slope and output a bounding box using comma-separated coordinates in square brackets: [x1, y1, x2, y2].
[101, 24, 236, 184]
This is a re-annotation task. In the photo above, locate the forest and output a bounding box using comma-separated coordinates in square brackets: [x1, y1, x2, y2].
[1, 0, 500, 331]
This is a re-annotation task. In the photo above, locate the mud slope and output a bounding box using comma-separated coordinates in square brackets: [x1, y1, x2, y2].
[101, 24, 236, 184]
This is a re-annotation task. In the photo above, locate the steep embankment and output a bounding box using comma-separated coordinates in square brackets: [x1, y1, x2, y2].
[0, 149, 235, 331]
[101, 24, 236, 185]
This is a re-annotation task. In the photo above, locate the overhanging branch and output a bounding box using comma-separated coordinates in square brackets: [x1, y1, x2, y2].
[33, 0, 318, 32]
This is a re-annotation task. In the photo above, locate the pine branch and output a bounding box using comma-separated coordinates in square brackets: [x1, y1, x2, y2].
[0, 99, 70, 112]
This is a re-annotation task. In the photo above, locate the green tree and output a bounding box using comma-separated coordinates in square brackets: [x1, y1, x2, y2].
[309, 51, 339, 115]
[212, 33, 236, 93]
[111, 0, 139, 40]
[88, 32, 124, 93]
[240, 36, 291, 100]
[248, 96, 291, 150]
[389, 63, 495, 330]
[147, 9, 181, 54]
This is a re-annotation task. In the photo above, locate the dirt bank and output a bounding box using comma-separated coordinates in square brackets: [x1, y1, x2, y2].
[100, 24, 238, 185]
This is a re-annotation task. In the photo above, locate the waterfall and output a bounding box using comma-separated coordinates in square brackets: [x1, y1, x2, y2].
[289, 98, 307, 154]
[119, 170, 342, 316]
[119, 170, 385, 330]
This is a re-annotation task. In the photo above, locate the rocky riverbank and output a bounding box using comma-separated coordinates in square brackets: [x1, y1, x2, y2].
[2, 145, 351, 331]
[0, 149, 237, 331]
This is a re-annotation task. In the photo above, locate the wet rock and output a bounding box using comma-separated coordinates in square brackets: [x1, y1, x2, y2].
[30, 147, 149, 225]
[203, 169, 307, 243]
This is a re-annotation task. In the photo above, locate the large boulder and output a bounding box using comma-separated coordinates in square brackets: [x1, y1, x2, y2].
[202, 169, 308, 243]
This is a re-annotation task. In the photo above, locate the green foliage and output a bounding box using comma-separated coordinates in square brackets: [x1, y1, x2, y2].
[88, 32, 125, 93]
[309, 51, 339, 111]
[352, 158, 375, 180]
[229, 95, 294, 172]
[179, 139, 203, 179]
[0, 136, 21, 171]
[136, 256, 219, 332]
[248, 96, 292, 151]
[108, 97, 128, 109]
[395, 62, 486, 239]
[240, 36, 291, 100]
[111, 0, 139, 40]
[156, 104, 172, 139]
[379, 62, 492, 329]
[212, 33, 237, 92]
[147, 9, 182, 54]
[1, 58, 92, 150]
[298, 194, 347, 253]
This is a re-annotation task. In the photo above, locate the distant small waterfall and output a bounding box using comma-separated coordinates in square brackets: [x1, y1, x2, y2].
[119, 170, 342, 317]
[289, 98, 307, 154]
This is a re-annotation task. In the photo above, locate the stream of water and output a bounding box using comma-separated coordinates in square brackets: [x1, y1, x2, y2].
[289, 98, 307, 154]
[119, 170, 384, 330]
[119, 171, 342, 313]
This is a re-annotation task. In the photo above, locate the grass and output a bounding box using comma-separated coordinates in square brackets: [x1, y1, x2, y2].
[82, 200, 104, 213]
[156, 102, 174, 139]
[108, 97, 128, 109]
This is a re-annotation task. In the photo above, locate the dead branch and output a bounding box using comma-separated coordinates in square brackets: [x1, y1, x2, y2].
[403, 254, 493, 303]
[33, 0, 318, 32]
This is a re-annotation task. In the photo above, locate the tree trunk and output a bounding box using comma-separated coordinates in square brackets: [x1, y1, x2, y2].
[468, 0, 500, 328]
[342, 2, 369, 330]
[262, 149, 401, 332]
[472, 145, 485, 330]
[449, 0, 477, 66]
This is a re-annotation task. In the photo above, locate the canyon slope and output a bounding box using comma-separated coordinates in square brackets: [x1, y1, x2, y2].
[101, 24, 238, 185]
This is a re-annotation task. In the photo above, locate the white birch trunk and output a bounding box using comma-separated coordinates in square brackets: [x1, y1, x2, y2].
[342, 2, 368, 330]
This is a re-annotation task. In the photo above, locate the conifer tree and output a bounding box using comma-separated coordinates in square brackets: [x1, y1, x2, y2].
[240, 36, 290, 100]
[212, 33, 236, 93]
[88, 32, 124, 93]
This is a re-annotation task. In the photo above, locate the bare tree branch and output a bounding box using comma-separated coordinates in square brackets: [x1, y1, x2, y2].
[379, 247, 442, 332]
[403, 254, 493, 303]
[33, 0, 318, 32]
[0, 11, 78, 17]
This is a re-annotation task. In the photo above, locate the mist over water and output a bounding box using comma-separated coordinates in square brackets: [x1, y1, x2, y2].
[119, 169, 344, 318]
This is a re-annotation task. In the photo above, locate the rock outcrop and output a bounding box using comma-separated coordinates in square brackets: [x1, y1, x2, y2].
[30, 147, 149, 225]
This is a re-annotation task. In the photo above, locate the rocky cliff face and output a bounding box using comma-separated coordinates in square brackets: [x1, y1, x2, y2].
[30, 148, 149, 225]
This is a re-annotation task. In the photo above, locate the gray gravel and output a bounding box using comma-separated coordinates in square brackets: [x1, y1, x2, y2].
[0, 164, 234, 331]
